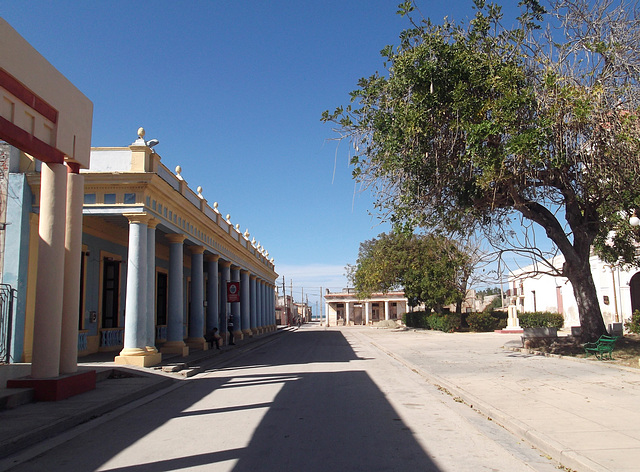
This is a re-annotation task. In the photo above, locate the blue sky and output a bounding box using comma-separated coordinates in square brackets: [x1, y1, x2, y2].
[1, 1, 527, 313]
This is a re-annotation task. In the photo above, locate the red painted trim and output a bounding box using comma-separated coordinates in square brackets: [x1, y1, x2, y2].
[0, 67, 58, 123]
[7, 370, 96, 401]
[67, 162, 81, 174]
[0, 116, 64, 163]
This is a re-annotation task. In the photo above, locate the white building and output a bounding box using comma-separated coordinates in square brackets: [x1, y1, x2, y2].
[324, 289, 408, 326]
[508, 253, 640, 329]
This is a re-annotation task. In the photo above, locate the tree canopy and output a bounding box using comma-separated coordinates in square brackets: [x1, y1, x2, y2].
[323, 0, 640, 340]
[348, 232, 473, 313]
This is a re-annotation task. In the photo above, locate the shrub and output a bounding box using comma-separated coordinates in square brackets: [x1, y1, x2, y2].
[490, 310, 508, 330]
[467, 312, 499, 332]
[426, 313, 460, 332]
[403, 311, 460, 332]
[404, 311, 429, 329]
[625, 310, 640, 334]
[518, 311, 564, 328]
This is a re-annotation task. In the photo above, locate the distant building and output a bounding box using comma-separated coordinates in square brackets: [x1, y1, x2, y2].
[508, 253, 640, 330]
[276, 294, 295, 326]
[324, 288, 408, 326]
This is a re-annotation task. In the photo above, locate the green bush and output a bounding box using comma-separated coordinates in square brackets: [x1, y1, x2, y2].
[625, 310, 640, 334]
[403, 311, 429, 329]
[467, 312, 499, 332]
[518, 311, 564, 328]
[426, 313, 460, 332]
[490, 310, 508, 330]
[403, 311, 460, 332]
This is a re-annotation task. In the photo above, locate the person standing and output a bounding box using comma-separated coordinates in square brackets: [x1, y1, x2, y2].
[228, 315, 235, 345]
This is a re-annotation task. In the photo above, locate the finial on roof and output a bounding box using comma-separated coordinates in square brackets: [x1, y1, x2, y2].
[138, 127, 145, 139]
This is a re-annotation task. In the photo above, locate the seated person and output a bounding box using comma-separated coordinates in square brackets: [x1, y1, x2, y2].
[205, 328, 223, 349]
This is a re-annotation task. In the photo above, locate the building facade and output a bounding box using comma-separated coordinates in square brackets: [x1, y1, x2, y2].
[3, 130, 278, 367]
[324, 289, 408, 326]
[508, 254, 640, 330]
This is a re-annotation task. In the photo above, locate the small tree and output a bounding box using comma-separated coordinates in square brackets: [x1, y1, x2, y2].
[348, 232, 473, 313]
[324, 0, 640, 341]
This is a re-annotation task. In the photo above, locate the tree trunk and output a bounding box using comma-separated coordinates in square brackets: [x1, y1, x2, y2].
[564, 259, 607, 342]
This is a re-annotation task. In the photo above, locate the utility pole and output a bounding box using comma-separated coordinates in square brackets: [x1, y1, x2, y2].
[282, 276, 286, 325]
[290, 278, 294, 324]
[320, 286, 323, 325]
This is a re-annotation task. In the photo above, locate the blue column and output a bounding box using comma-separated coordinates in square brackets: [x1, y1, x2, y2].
[270, 283, 275, 328]
[231, 265, 241, 339]
[205, 254, 219, 332]
[119, 214, 148, 358]
[250, 275, 257, 333]
[263, 281, 269, 329]
[188, 246, 206, 349]
[241, 270, 251, 336]
[146, 220, 158, 351]
[256, 279, 263, 331]
[220, 260, 231, 341]
[162, 233, 188, 356]
[266, 282, 271, 329]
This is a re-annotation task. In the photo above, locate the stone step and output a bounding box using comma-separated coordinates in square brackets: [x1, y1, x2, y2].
[161, 363, 187, 373]
[178, 367, 201, 378]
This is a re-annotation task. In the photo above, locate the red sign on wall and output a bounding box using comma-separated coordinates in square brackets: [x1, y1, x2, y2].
[227, 281, 240, 303]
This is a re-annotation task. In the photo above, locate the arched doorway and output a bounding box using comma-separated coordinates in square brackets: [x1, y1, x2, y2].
[629, 272, 640, 314]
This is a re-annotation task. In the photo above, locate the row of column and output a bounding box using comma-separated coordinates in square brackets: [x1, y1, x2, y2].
[215, 261, 276, 342]
[31, 163, 84, 379]
[116, 218, 276, 366]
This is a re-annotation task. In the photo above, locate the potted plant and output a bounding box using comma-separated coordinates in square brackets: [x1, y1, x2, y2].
[520, 312, 564, 338]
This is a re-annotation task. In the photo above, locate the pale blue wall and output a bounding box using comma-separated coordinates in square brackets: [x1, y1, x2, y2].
[81, 232, 128, 337]
[2, 174, 33, 362]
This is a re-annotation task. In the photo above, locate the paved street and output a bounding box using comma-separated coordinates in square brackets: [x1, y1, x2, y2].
[5, 325, 562, 472]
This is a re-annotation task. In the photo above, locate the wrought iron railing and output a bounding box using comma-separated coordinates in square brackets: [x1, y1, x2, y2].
[0, 283, 16, 363]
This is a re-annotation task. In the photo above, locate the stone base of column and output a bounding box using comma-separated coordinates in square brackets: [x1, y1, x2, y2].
[7, 370, 96, 402]
[115, 348, 162, 367]
[233, 330, 244, 342]
[186, 337, 208, 350]
[242, 329, 253, 338]
[160, 341, 189, 357]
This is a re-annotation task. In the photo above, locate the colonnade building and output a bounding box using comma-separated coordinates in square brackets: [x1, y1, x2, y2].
[3, 129, 278, 367]
[324, 289, 408, 326]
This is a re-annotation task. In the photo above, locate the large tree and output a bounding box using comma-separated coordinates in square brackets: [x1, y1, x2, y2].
[323, 0, 640, 340]
[348, 232, 473, 313]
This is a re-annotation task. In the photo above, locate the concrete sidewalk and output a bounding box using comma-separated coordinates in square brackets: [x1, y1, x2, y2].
[350, 327, 640, 472]
[0, 328, 289, 468]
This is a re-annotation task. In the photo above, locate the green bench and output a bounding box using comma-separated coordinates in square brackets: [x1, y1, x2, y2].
[584, 335, 619, 360]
